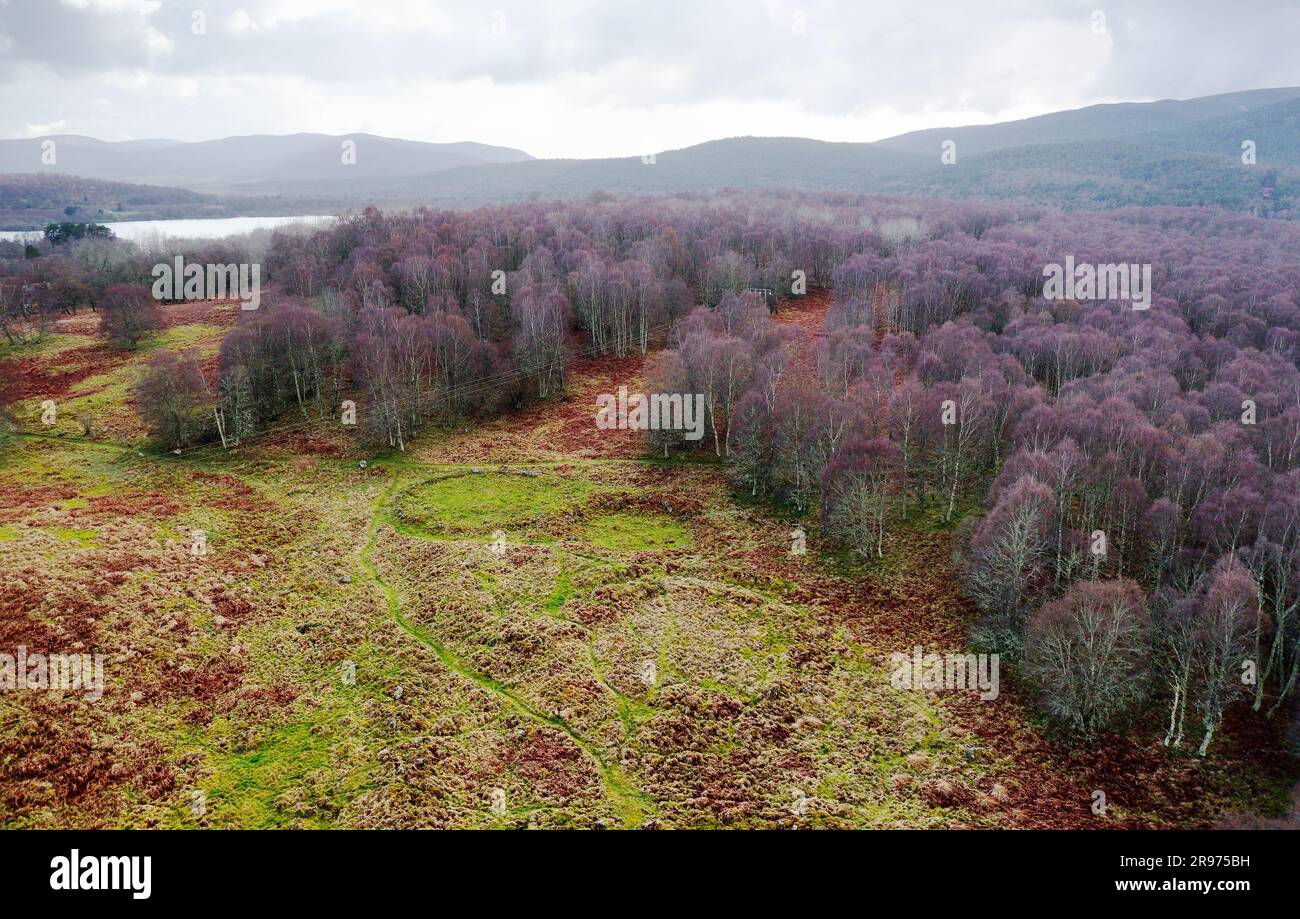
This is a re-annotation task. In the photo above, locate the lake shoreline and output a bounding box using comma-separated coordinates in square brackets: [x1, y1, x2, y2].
[1, 214, 338, 241]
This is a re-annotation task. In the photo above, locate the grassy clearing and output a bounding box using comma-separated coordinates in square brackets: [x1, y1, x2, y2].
[4, 321, 225, 443]
[174, 694, 376, 829]
[397, 471, 600, 535]
[365, 477, 651, 827]
[0, 331, 96, 361]
[582, 511, 692, 551]
[148, 323, 226, 351]
[2, 389, 1289, 828]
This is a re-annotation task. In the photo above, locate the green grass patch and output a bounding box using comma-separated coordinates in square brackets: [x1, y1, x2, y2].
[51, 527, 98, 547]
[0, 332, 94, 362]
[149, 323, 227, 351]
[398, 472, 598, 534]
[582, 511, 692, 552]
[544, 557, 573, 614]
[181, 700, 373, 829]
[908, 495, 982, 532]
[0, 526, 19, 541]
[67, 370, 126, 396]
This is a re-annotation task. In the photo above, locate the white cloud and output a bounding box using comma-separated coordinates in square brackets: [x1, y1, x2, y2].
[60, 0, 161, 12]
[2, 0, 1298, 156]
[21, 118, 66, 137]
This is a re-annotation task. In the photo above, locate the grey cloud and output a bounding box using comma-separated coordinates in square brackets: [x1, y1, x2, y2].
[0, 0, 1297, 149]
[0, 0, 170, 74]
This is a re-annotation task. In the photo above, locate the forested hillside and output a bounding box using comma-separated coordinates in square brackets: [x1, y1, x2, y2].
[0, 174, 226, 228]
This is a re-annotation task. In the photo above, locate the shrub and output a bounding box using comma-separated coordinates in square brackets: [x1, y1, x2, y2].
[99, 283, 162, 350]
[135, 349, 213, 450]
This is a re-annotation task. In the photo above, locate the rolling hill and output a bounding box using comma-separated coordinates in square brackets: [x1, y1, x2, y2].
[3, 88, 1297, 220]
[872, 87, 1300, 157]
[232, 137, 926, 207]
[0, 173, 230, 229]
[1128, 95, 1300, 167]
[0, 133, 534, 192]
[268, 88, 1300, 214]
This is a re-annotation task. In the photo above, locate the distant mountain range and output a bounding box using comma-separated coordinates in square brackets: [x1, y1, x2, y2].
[0, 133, 533, 191]
[2, 87, 1298, 227]
[873, 87, 1300, 157]
[347, 88, 1299, 215]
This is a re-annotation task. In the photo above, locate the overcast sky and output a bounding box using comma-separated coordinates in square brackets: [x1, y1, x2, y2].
[2, 0, 1298, 158]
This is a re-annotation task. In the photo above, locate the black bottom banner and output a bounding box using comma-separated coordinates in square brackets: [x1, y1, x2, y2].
[0, 828, 1279, 905]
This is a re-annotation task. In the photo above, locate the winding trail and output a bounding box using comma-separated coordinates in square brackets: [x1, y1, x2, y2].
[357, 475, 651, 828]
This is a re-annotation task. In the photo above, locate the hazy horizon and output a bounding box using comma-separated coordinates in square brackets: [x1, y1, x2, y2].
[3, 0, 1299, 159]
[6, 80, 1299, 159]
